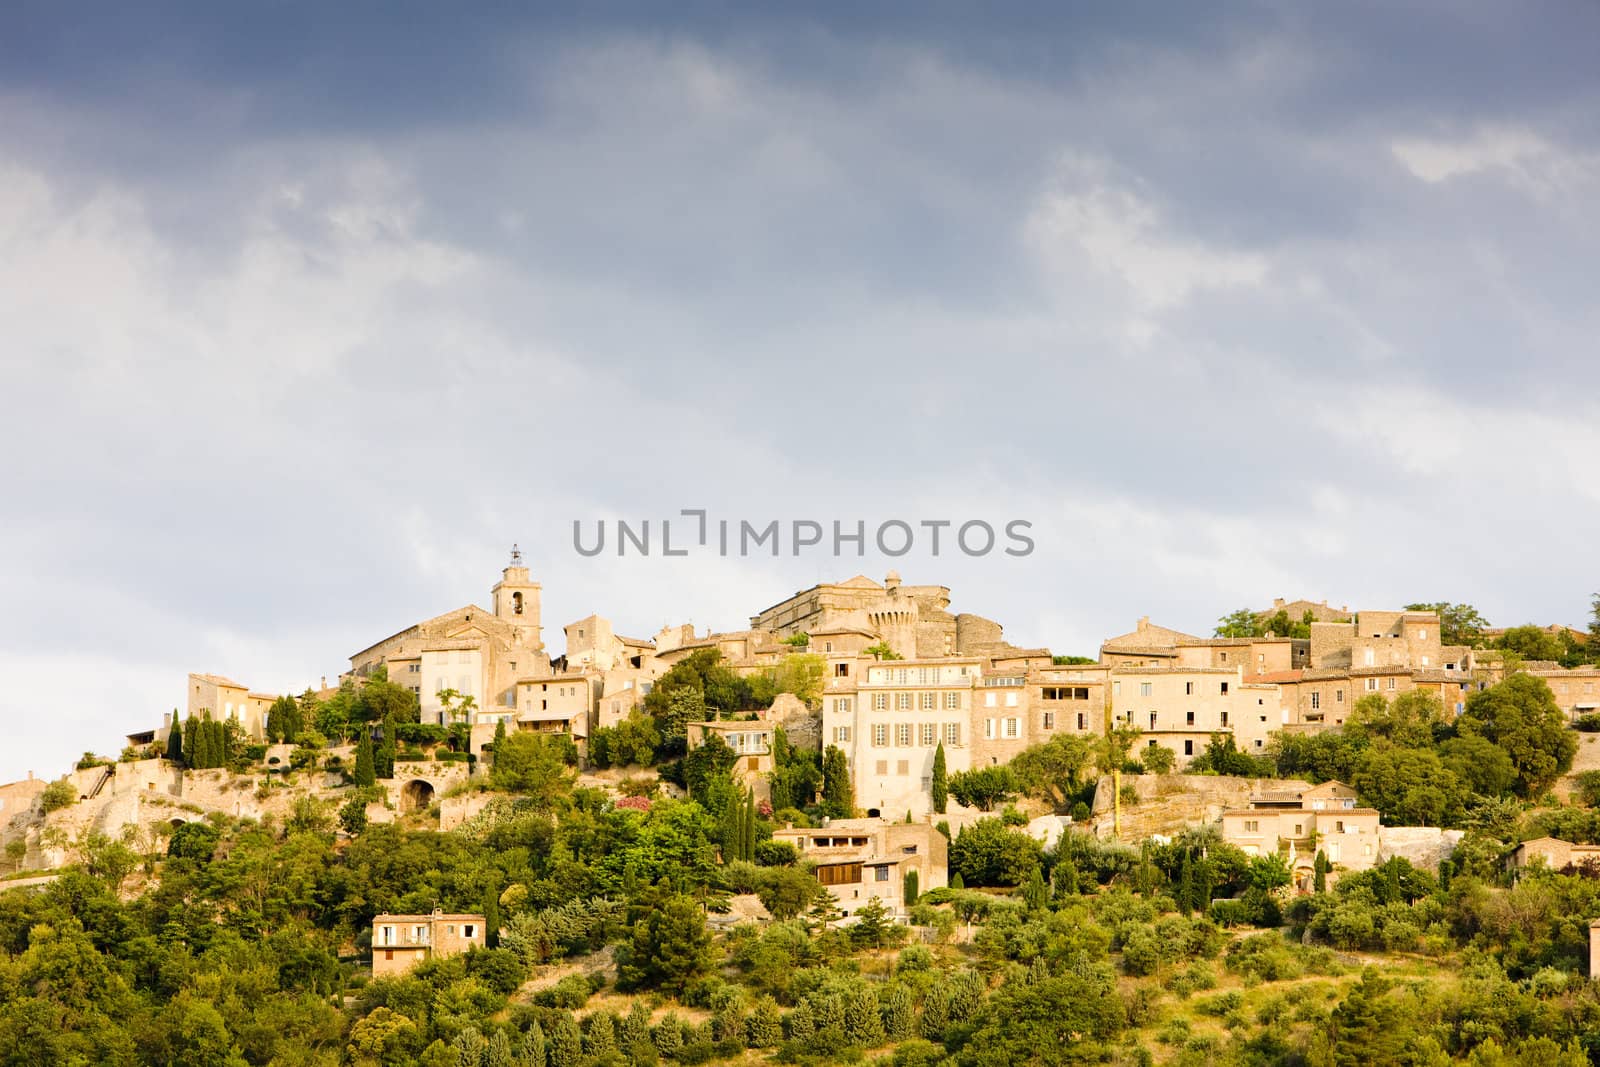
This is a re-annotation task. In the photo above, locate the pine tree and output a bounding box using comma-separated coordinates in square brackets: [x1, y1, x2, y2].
[844, 986, 884, 1047]
[353, 731, 376, 787]
[784, 1001, 816, 1044]
[745, 997, 783, 1049]
[583, 1013, 617, 1059]
[880, 984, 915, 1040]
[483, 1029, 515, 1067]
[166, 717, 183, 764]
[451, 1027, 487, 1066]
[931, 742, 948, 814]
[620, 1003, 651, 1056]
[850, 897, 893, 949]
[520, 1022, 547, 1067]
[919, 981, 950, 1040]
[547, 1014, 582, 1067]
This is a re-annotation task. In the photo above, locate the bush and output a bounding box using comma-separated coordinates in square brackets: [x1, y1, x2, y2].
[241, 744, 268, 764]
[754, 840, 798, 867]
[395, 749, 428, 763]
[1208, 899, 1252, 927]
[1575, 714, 1600, 732]
[1575, 770, 1600, 807]
[39, 778, 76, 813]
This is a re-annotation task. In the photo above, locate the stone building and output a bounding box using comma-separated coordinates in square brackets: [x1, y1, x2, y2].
[1220, 781, 1380, 888]
[347, 549, 549, 725]
[183, 673, 277, 741]
[1109, 666, 1264, 768]
[372, 910, 487, 978]
[750, 571, 1014, 661]
[771, 818, 947, 917]
[1528, 667, 1600, 721]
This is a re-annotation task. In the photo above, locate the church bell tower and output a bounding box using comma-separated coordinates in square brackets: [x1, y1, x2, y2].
[491, 545, 543, 651]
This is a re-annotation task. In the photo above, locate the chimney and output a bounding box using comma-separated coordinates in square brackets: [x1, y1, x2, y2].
[1274, 598, 1286, 609]
[1137, 616, 1149, 632]
[321, 676, 327, 690]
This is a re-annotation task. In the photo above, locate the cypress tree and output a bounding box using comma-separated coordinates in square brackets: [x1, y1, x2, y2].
[484, 886, 501, 949]
[931, 742, 948, 814]
[377, 712, 396, 779]
[166, 716, 183, 764]
[903, 868, 919, 906]
[182, 714, 198, 767]
[1314, 850, 1329, 893]
[742, 789, 756, 862]
[492, 718, 507, 767]
[822, 745, 854, 819]
[198, 712, 217, 769]
[353, 731, 376, 787]
[1023, 865, 1048, 911]
[1053, 856, 1079, 898]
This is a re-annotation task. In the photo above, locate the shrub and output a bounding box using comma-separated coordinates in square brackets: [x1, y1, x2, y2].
[39, 778, 76, 813]
[1209, 899, 1252, 927]
[1575, 714, 1600, 732]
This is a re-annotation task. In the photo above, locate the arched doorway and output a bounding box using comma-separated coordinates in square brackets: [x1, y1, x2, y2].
[401, 779, 435, 814]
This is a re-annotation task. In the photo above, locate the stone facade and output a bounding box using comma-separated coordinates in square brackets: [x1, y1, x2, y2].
[771, 817, 947, 917]
[1220, 781, 1381, 887]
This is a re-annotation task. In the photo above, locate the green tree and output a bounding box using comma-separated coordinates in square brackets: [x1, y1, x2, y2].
[850, 897, 895, 950]
[618, 894, 716, 996]
[843, 986, 885, 1046]
[821, 745, 855, 818]
[1140, 743, 1176, 775]
[1022, 865, 1049, 911]
[491, 718, 507, 768]
[1314, 850, 1330, 893]
[1405, 602, 1488, 646]
[947, 766, 1020, 812]
[863, 641, 902, 660]
[547, 1014, 582, 1067]
[490, 732, 576, 804]
[1351, 746, 1467, 826]
[338, 797, 368, 836]
[1215, 608, 1263, 638]
[166, 717, 183, 763]
[949, 818, 1043, 886]
[1009, 734, 1091, 810]
[1458, 673, 1577, 796]
[903, 868, 919, 906]
[1496, 624, 1565, 663]
[375, 712, 396, 779]
[1439, 735, 1519, 797]
[745, 997, 783, 1048]
[931, 742, 948, 814]
[353, 731, 376, 787]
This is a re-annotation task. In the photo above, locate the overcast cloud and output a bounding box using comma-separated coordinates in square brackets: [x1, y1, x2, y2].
[3, 2, 1598, 781]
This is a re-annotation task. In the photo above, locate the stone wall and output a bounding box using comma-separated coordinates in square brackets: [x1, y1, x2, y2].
[1089, 774, 1314, 841]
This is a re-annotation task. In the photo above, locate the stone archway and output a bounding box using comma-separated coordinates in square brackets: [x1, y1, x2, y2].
[400, 779, 436, 814]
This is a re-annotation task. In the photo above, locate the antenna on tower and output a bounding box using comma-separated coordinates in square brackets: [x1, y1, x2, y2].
[509, 543, 523, 566]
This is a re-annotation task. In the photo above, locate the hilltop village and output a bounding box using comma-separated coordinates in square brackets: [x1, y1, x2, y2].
[5, 554, 1600, 1065]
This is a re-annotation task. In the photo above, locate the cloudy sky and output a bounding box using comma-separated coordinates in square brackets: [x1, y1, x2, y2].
[3, 2, 1598, 781]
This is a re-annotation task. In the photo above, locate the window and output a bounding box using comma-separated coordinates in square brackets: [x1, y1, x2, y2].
[1140, 682, 1153, 697]
[872, 724, 887, 746]
[414, 925, 427, 942]
[895, 723, 911, 746]
[873, 693, 888, 711]
[463, 924, 476, 938]
[1005, 691, 1019, 707]
[835, 726, 851, 743]
[1364, 649, 1375, 666]
[381, 926, 394, 945]
[896, 693, 913, 710]
[835, 663, 849, 677]
[1244, 820, 1259, 833]
[818, 863, 862, 886]
[1186, 711, 1195, 726]
[984, 719, 996, 739]
[945, 723, 960, 744]
[384, 949, 394, 961]
[920, 723, 936, 746]
[1220, 682, 1229, 694]
[1184, 740, 1194, 755]
[1366, 678, 1378, 691]
[1149, 711, 1158, 729]
[1419, 629, 1427, 641]
[1004, 718, 1019, 738]
[1336, 689, 1344, 703]
[1387, 677, 1397, 690]
[984, 692, 997, 707]
[1113, 681, 1121, 696]
[921, 692, 936, 710]
[1220, 652, 1228, 663]
[834, 697, 851, 713]
[1220, 711, 1228, 727]
[1293, 825, 1303, 837]
[1311, 691, 1321, 710]
[1335, 820, 1345, 832]
[1076, 712, 1086, 730]
[874, 866, 889, 882]
[1185, 681, 1194, 695]
[1421, 656, 1430, 667]
[945, 692, 960, 709]
[1042, 711, 1055, 729]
